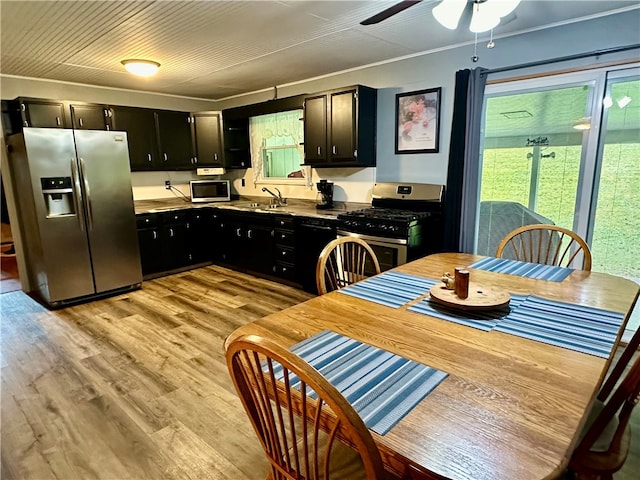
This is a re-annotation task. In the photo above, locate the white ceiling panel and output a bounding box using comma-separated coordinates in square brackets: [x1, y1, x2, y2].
[1, 0, 637, 100]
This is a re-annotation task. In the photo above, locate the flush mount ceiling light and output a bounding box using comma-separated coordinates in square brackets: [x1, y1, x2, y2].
[432, 0, 521, 33]
[121, 59, 160, 77]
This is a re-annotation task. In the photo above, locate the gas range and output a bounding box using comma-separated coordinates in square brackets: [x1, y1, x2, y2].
[336, 182, 445, 270]
[337, 208, 433, 238]
[337, 182, 444, 238]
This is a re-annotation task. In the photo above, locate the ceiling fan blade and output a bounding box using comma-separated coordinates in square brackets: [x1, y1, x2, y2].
[360, 0, 423, 26]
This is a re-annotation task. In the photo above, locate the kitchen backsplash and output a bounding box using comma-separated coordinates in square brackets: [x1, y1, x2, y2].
[131, 167, 376, 203]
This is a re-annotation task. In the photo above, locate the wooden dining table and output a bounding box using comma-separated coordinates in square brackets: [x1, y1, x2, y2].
[225, 252, 640, 480]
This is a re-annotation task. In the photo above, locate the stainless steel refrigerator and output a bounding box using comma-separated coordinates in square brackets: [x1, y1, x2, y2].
[7, 127, 142, 307]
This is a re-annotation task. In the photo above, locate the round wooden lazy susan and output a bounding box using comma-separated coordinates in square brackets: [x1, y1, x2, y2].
[429, 282, 511, 311]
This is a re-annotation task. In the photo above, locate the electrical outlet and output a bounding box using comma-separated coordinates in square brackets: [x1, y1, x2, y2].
[165, 180, 171, 189]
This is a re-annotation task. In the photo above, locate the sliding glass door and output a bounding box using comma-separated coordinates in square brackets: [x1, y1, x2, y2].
[475, 65, 639, 338]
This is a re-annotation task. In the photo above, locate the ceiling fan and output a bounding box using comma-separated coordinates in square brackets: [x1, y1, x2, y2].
[360, 0, 423, 25]
[360, 0, 521, 33]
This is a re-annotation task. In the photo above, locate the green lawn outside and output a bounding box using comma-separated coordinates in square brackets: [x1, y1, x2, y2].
[480, 144, 640, 278]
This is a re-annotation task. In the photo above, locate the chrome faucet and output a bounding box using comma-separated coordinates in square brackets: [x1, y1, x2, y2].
[262, 187, 286, 206]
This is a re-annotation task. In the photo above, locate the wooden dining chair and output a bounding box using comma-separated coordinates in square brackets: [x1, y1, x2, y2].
[568, 355, 640, 479]
[598, 325, 640, 402]
[225, 334, 389, 480]
[316, 237, 381, 295]
[495, 224, 592, 270]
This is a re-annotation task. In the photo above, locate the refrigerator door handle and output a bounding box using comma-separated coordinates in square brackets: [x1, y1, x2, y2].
[70, 158, 86, 232]
[79, 158, 94, 231]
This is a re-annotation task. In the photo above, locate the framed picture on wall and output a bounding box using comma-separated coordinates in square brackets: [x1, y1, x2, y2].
[395, 87, 441, 154]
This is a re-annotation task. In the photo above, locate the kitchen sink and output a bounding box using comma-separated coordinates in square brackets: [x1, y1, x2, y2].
[231, 201, 262, 207]
[232, 202, 290, 212]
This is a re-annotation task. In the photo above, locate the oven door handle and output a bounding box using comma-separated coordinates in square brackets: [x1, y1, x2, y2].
[300, 224, 335, 232]
[337, 230, 408, 246]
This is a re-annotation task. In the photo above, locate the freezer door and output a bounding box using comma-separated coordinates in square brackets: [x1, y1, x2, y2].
[20, 128, 96, 302]
[73, 130, 142, 293]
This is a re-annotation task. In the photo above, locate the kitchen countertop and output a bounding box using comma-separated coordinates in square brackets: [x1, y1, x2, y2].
[134, 196, 369, 220]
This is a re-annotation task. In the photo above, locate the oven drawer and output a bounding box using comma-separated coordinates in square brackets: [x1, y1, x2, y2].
[337, 230, 407, 271]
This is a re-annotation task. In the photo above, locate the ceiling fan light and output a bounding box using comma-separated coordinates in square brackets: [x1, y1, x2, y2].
[121, 59, 160, 76]
[432, 0, 467, 30]
[469, 2, 500, 33]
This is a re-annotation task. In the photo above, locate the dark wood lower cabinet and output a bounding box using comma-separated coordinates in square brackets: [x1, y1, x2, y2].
[222, 212, 275, 276]
[137, 208, 306, 287]
[136, 209, 214, 277]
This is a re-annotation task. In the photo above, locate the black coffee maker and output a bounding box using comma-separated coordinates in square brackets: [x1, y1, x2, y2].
[316, 180, 334, 210]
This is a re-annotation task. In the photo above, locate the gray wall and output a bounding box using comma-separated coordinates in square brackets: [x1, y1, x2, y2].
[217, 10, 640, 186]
[2, 10, 639, 189]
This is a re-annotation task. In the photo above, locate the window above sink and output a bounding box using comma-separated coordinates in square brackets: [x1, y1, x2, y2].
[249, 109, 312, 187]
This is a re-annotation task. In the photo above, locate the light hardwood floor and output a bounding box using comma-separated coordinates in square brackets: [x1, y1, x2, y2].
[1, 264, 638, 479]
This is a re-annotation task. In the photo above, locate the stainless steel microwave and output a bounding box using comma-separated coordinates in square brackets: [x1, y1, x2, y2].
[189, 180, 231, 203]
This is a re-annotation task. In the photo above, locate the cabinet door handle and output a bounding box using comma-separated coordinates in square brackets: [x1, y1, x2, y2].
[163, 153, 168, 161]
[332, 145, 337, 155]
[236, 228, 242, 237]
[79, 118, 84, 128]
[56, 116, 61, 126]
[317, 146, 321, 156]
[152, 231, 157, 240]
[247, 229, 253, 239]
[214, 153, 218, 161]
[169, 228, 174, 237]
[147, 153, 152, 162]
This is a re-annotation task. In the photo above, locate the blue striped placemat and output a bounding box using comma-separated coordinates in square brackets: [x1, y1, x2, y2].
[408, 294, 528, 331]
[470, 257, 573, 282]
[495, 296, 624, 358]
[282, 330, 448, 435]
[337, 271, 435, 308]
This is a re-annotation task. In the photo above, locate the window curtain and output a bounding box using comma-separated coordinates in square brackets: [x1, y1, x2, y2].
[249, 110, 304, 183]
[443, 68, 487, 252]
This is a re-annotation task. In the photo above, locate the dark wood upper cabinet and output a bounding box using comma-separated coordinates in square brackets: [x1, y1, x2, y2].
[222, 117, 251, 169]
[303, 94, 327, 163]
[111, 106, 159, 171]
[191, 112, 223, 168]
[70, 103, 111, 130]
[16, 98, 69, 129]
[303, 85, 376, 167]
[155, 109, 194, 170]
